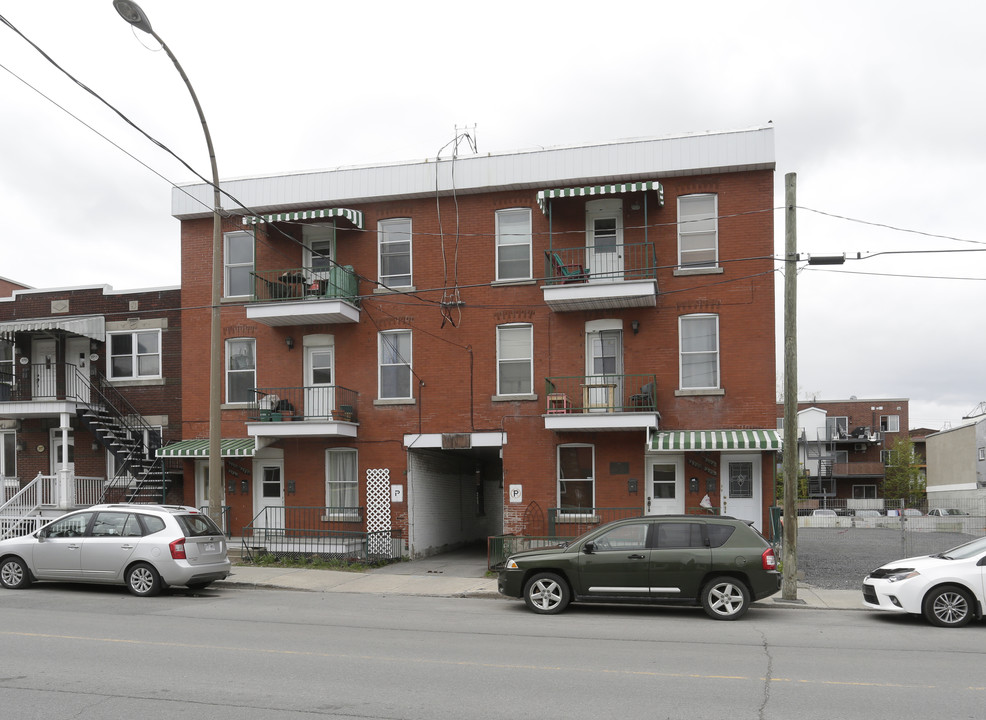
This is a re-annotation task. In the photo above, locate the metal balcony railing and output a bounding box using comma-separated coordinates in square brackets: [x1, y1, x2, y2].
[543, 242, 657, 285]
[248, 385, 359, 422]
[250, 265, 359, 304]
[544, 374, 657, 414]
[0, 362, 89, 402]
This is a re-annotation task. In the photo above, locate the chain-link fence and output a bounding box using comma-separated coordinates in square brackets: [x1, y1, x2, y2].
[771, 497, 986, 589]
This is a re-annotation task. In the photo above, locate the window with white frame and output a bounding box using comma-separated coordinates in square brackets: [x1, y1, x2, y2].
[558, 444, 594, 512]
[880, 415, 900, 433]
[106, 426, 162, 480]
[326, 448, 358, 518]
[496, 324, 533, 395]
[1, 431, 15, 480]
[224, 231, 254, 297]
[979, 447, 985, 461]
[826, 416, 849, 440]
[0, 341, 12, 387]
[495, 208, 532, 281]
[679, 314, 719, 389]
[378, 218, 412, 288]
[108, 330, 161, 380]
[379, 330, 412, 399]
[225, 338, 256, 404]
[677, 193, 718, 268]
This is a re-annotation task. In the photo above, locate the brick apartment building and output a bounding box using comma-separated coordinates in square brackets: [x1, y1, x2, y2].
[164, 126, 779, 554]
[0, 284, 182, 523]
[781, 397, 910, 505]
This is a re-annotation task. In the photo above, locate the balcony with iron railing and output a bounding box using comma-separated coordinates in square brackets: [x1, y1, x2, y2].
[245, 265, 361, 326]
[0, 362, 91, 416]
[541, 242, 658, 311]
[246, 385, 359, 439]
[543, 374, 659, 431]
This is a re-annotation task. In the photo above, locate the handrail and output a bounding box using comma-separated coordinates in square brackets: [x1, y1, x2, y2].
[0, 472, 49, 540]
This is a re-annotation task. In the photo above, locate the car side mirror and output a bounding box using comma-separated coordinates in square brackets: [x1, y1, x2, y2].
[583, 541, 595, 554]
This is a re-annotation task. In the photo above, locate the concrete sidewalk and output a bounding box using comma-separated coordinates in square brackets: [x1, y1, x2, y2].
[216, 564, 863, 610]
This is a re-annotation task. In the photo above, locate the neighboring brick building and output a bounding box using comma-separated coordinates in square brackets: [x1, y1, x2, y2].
[0, 284, 183, 523]
[165, 127, 778, 553]
[780, 397, 910, 506]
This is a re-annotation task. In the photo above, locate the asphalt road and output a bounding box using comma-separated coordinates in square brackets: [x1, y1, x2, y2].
[797, 527, 976, 589]
[2, 584, 986, 720]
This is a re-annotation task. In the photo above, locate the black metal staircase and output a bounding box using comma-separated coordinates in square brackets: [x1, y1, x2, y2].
[74, 368, 181, 504]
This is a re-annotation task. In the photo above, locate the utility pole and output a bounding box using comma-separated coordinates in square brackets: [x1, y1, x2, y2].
[782, 172, 799, 601]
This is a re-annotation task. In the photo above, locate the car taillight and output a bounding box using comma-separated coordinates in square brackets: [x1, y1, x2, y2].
[170, 538, 187, 560]
[762, 547, 777, 570]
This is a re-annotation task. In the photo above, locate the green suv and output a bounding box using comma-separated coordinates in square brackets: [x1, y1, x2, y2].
[498, 515, 780, 620]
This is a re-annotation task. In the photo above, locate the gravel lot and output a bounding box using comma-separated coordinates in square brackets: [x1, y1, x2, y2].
[795, 527, 978, 589]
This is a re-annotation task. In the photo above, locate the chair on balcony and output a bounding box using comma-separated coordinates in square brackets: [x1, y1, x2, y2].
[629, 382, 656, 411]
[545, 380, 571, 414]
[545, 251, 588, 284]
[251, 272, 290, 300]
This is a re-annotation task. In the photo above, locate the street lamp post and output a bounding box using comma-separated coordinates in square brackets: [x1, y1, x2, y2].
[113, 1, 224, 527]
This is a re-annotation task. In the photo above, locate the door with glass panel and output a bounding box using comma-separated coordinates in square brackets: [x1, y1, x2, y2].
[305, 347, 334, 419]
[645, 458, 684, 515]
[586, 199, 624, 281]
[585, 330, 622, 412]
[252, 460, 284, 532]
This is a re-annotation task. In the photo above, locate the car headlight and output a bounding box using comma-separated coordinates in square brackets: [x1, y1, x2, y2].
[505, 559, 519, 569]
[887, 570, 920, 583]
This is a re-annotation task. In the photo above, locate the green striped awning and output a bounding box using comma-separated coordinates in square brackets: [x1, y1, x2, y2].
[156, 438, 257, 458]
[243, 207, 364, 229]
[650, 430, 782, 452]
[537, 181, 664, 214]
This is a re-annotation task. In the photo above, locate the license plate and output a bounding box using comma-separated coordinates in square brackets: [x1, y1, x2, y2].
[203, 542, 217, 553]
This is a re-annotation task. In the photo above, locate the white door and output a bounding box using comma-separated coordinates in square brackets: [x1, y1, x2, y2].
[721, 454, 762, 530]
[645, 457, 684, 515]
[253, 459, 284, 532]
[305, 347, 334, 418]
[66, 337, 90, 403]
[51, 432, 74, 476]
[32, 338, 57, 398]
[303, 225, 335, 292]
[585, 330, 622, 411]
[586, 199, 624, 281]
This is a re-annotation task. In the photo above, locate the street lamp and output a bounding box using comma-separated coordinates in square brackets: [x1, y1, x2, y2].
[114, 1, 224, 528]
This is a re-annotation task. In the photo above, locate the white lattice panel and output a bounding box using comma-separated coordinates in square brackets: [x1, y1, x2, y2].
[365, 468, 391, 555]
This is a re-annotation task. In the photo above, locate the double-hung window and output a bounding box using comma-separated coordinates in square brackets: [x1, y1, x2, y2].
[495, 208, 532, 281]
[496, 324, 533, 395]
[326, 448, 359, 518]
[226, 338, 256, 404]
[379, 330, 412, 399]
[558, 444, 594, 513]
[679, 314, 719, 389]
[224, 231, 254, 297]
[378, 218, 412, 288]
[677, 194, 718, 268]
[108, 330, 161, 380]
[0, 341, 12, 388]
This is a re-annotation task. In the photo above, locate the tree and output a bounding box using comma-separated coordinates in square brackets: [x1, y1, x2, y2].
[883, 436, 926, 508]
[775, 461, 809, 503]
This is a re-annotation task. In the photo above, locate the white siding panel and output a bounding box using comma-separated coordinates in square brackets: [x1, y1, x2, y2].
[177, 127, 775, 219]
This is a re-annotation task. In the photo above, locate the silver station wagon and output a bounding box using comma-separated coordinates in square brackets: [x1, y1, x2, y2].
[0, 504, 230, 596]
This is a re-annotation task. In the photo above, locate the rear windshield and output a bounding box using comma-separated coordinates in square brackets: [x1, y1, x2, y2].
[176, 514, 224, 537]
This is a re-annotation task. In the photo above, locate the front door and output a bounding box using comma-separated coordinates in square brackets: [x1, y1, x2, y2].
[66, 337, 90, 403]
[305, 347, 334, 419]
[51, 432, 74, 476]
[32, 338, 57, 399]
[645, 457, 684, 515]
[586, 199, 624, 281]
[252, 459, 284, 532]
[585, 330, 622, 412]
[721, 454, 762, 530]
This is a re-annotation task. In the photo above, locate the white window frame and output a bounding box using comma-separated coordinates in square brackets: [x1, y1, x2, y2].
[378, 330, 412, 400]
[557, 443, 595, 518]
[1, 430, 16, 482]
[679, 314, 720, 390]
[496, 324, 533, 396]
[224, 230, 255, 298]
[107, 329, 162, 381]
[106, 425, 162, 481]
[0, 341, 13, 388]
[880, 415, 900, 433]
[378, 218, 412, 288]
[225, 338, 256, 404]
[495, 208, 532, 281]
[677, 193, 718, 269]
[979, 447, 985, 462]
[826, 416, 849, 440]
[325, 448, 359, 520]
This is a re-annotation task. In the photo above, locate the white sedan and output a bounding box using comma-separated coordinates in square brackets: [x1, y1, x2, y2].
[862, 536, 986, 627]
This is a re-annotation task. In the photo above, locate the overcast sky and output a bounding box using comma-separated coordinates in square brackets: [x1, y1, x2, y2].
[1, 1, 983, 431]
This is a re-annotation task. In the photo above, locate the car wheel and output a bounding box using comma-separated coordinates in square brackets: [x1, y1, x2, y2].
[923, 586, 973, 628]
[523, 572, 570, 614]
[126, 563, 162, 597]
[0, 556, 31, 590]
[701, 577, 751, 620]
